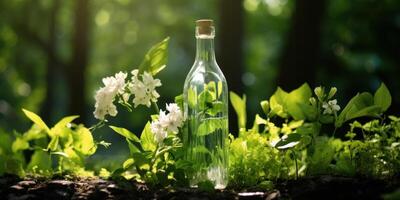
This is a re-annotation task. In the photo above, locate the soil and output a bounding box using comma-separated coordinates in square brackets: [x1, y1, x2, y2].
[0, 174, 398, 200]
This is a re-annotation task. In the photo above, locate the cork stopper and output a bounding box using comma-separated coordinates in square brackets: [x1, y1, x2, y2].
[196, 19, 213, 34]
[196, 19, 215, 38]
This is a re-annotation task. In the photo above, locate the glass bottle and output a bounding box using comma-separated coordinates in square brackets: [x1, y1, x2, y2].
[183, 19, 229, 189]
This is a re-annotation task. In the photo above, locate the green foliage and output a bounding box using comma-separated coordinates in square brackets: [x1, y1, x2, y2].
[374, 83, 392, 112]
[0, 109, 105, 177]
[229, 92, 247, 130]
[228, 82, 399, 188]
[111, 123, 185, 186]
[336, 83, 391, 127]
[110, 126, 140, 143]
[140, 122, 157, 152]
[2, 79, 398, 192]
[139, 37, 169, 76]
[267, 83, 317, 121]
[197, 118, 227, 136]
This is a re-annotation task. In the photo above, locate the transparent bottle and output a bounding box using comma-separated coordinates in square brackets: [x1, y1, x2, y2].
[183, 19, 229, 189]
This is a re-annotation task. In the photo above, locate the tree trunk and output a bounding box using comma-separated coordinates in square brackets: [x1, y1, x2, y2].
[277, 0, 327, 90]
[218, 0, 244, 133]
[68, 0, 90, 121]
[40, 0, 61, 123]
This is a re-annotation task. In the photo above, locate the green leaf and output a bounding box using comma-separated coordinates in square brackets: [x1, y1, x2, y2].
[50, 115, 79, 138]
[27, 150, 52, 171]
[217, 81, 223, 98]
[126, 138, 141, 156]
[345, 105, 382, 121]
[230, 92, 247, 129]
[285, 83, 314, 120]
[251, 114, 268, 133]
[175, 94, 184, 110]
[206, 101, 224, 116]
[11, 136, 29, 153]
[260, 100, 270, 115]
[73, 126, 96, 155]
[50, 151, 69, 158]
[199, 90, 215, 110]
[308, 136, 338, 174]
[23, 125, 47, 141]
[288, 120, 304, 129]
[99, 168, 111, 178]
[22, 109, 50, 133]
[47, 135, 59, 151]
[64, 147, 83, 166]
[374, 83, 391, 112]
[254, 114, 268, 125]
[197, 117, 227, 136]
[138, 37, 169, 76]
[269, 87, 288, 118]
[140, 122, 157, 152]
[336, 92, 381, 127]
[132, 152, 151, 170]
[123, 158, 134, 170]
[275, 133, 302, 150]
[110, 126, 140, 143]
[187, 87, 198, 108]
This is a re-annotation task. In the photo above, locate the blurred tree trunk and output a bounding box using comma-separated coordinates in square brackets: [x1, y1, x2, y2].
[218, 0, 244, 133]
[277, 0, 327, 90]
[40, 0, 61, 122]
[68, 0, 90, 121]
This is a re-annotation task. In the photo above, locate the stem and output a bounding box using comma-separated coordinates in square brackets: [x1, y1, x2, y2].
[332, 111, 338, 137]
[332, 127, 338, 138]
[89, 120, 106, 131]
[152, 101, 160, 114]
[150, 145, 172, 169]
[349, 139, 353, 165]
[291, 150, 299, 180]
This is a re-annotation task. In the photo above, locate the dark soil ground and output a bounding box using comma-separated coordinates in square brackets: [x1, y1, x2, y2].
[0, 174, 399, 200]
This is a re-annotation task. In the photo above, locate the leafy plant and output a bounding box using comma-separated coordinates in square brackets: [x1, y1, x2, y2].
[228, 83, 399, 188]
[110, 121, 186, 186]
[0, 109, 108, 177]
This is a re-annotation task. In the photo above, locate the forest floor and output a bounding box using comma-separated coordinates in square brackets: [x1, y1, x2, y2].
[1, 174, 399, 200]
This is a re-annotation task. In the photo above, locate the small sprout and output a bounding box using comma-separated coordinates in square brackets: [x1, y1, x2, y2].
[98, 141, 112, 148]
[309, 97, 317, 106]
[274, 133, 302, 150]
[314, 86, 324, 101]
[328, 87, 337, 99]
[345, 132, 356, 140]
[260, 100, 270, 115]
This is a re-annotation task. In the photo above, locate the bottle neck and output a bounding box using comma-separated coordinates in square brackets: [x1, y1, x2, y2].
[195, 37, 216, 62]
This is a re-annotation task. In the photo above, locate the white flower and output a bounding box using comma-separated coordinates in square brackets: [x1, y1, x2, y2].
[151, 120, 167, 143]
[150, 103, 184, 144]
[94, 87, 118, 120]
[322, 99, 341, 115]
[93, 71, 127, 120]
[166, 103, 181, 116]
[131, 69, 139, 77]
[128, 70, 162, 108]
[143, 72, 162, 90]
[102, 72, 127, 94]
[165, 103, 183, 132]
